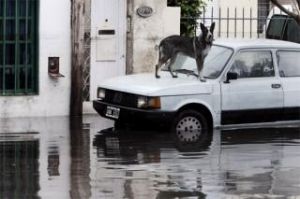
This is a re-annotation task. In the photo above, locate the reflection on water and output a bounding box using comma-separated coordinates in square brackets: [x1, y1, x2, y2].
[0, 116, 300, 198]
[92, 128, 210, 198]
[220, 128, 300, 197]
[0, 137, 40, 199]
[48, 145, 60, 177]
[70, 117, 91, 199]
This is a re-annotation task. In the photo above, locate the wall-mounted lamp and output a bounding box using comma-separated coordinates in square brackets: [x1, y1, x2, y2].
[48, 57, 64, 78]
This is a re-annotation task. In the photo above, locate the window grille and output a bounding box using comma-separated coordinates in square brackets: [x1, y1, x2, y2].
[0, 0, 38, 95]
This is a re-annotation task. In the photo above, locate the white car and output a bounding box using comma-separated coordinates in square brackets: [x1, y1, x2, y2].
[93, 39, 300, 143]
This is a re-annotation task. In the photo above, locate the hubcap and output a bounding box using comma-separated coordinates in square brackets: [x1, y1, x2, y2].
[176, 116, 202, 142]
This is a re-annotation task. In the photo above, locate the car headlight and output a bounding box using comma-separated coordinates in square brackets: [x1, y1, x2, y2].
[97, 88, 106, 99]
[137, 96, 161, 109]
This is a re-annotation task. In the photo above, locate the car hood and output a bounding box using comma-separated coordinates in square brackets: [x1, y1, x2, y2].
[99, 72, 214, 96]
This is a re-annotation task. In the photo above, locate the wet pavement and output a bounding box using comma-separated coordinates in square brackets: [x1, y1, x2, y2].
[0, 115, 300, 199]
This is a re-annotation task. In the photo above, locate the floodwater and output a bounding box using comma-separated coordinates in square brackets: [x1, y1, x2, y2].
[1, 115, 300, 199]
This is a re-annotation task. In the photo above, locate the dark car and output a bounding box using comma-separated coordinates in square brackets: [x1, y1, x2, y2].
[266, 14, 300, 43]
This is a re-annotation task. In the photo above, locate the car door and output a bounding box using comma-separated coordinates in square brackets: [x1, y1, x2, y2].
[277, 50, 300, 120]
[221, 50, 284, 125]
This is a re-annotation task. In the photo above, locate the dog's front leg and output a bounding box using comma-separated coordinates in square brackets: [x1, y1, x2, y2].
[155, 64, 161, 78]
[196, 57, 206, 82]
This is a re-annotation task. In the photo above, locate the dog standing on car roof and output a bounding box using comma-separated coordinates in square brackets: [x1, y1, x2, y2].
[155, 22, 215, 81]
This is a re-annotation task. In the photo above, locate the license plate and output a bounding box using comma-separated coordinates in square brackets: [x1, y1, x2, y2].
[105, 106, 120, 119]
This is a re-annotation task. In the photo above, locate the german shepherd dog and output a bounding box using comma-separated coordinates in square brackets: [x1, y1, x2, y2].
[155, 22, 215, 81]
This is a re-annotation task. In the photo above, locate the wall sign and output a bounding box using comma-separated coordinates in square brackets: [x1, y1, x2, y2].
[137, 6, 153, 18]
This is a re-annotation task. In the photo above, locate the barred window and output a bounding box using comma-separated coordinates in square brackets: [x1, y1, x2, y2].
[0, 0, 38, 96]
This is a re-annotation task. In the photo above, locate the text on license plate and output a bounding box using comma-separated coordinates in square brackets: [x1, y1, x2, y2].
[105, 106, 120, 119]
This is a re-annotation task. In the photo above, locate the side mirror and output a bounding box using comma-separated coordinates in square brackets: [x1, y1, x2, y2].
[225, 72, 238, 83]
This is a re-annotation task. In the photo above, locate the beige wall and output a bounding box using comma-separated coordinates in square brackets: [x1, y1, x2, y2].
[203, 0, 258, 38]
[127, 0, 180, 74]
[218, 0, 258, 38]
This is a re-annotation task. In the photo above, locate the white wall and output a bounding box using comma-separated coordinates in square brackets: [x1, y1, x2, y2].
[0, 0, 71, 118]
[163, 7, 181, 37]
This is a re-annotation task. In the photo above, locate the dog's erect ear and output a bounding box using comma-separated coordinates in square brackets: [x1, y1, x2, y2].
[200, 23, 207, 33]
[210, 22, 215, 33]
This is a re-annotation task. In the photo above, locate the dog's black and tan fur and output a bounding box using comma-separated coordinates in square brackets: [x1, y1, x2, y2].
[155, 22, 215, 81]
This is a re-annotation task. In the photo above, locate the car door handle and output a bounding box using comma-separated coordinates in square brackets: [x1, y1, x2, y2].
[271, 84, 281, 89]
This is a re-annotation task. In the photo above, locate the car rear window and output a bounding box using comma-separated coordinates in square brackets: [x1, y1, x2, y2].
[266, 15, 288, 39]
[283, 19, 300, 43]
[277, 51, 300, 77]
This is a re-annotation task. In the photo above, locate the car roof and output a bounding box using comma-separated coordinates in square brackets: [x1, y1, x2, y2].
[214, 39, 300, 50]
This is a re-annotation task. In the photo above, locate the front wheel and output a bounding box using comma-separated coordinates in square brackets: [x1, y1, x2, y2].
[171, 109, 211, 145]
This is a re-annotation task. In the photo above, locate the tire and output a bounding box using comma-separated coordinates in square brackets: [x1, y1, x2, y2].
[171, 109, 212, 146]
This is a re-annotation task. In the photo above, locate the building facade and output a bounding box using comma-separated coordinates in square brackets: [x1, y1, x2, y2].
[0, 0, 180, 118]
[0, 0, 71, 118]
[2, 0, 298, 118]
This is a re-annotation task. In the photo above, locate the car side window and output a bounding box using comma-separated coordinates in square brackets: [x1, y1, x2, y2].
[229, 51, 275, 78]
[277, 51, 300, 77]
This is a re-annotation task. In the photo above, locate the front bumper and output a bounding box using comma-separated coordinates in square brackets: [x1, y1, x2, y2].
[93, 100, 176, 124]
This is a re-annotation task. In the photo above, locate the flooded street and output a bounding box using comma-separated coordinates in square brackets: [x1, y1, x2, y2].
[1, 116, 300, 199]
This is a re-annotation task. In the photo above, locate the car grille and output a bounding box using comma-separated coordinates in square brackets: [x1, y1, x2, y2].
[104, 89, 137, 108]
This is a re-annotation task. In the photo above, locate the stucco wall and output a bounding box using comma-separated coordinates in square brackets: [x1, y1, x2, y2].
[201, 0, 258, 38]
[219, 0, 258, 38]
[128, 0, 180, 73]
[0, 0, 71, 118]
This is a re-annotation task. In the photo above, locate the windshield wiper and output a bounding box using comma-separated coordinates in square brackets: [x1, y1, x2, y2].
[174, 69, 198, 77]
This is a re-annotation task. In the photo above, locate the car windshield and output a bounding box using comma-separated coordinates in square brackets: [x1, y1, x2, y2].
[167, 45, 233, 79]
